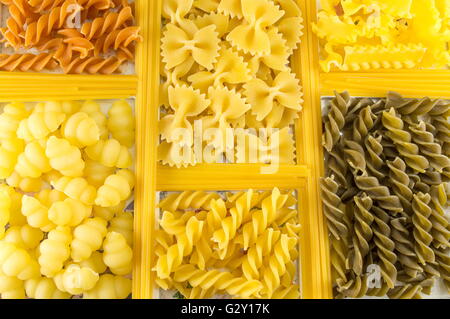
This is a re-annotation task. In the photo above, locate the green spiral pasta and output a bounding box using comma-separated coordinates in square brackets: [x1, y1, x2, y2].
[429, 184, 450, 249]
[387, 157, 413, 215]
[352, 106, 377, 143]
[386, 92, 437, 117]
[355, 175, 402, 213]
[412, 193, 435, 265]
[409, 121, 450, 173]
[431, 115, 450, 158]
[323, 91, 352, 152]
[387, 284, 422, 299]
[390, 217, 423, 279]
[344, 140, 367, 176]
[372, 207, 397, 289]
[336, 274, 368, 298]
[320, 177, 349, 240]
[348, 194, 374, 276]
[434, 248, 450, 293]
[325, 146, 349, 191]
[382, 108, 429, 173]
[364, 134, 385, 180]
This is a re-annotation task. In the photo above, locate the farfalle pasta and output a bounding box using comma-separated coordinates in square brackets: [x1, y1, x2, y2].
[0, 99, 135, 299]
[154, 188, 301, 299]
[0, 0, 141, 74]
[314, 0, 450, 71]
[321, 91, 450, 299]
[159, 0, 303, 167]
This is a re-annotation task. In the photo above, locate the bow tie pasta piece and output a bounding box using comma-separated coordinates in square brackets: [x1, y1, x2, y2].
[194, 12, 229, 37]
[163, 0, 194, 24]
[275, 0, 301, 18]
[158, 140, 196, 168]
[0, 137, 24, 179]
[21, 195, 55, 232]
[24, 277, 70, 299]
[38, 226, 72, 277]
[160, 85, 210, 142]
[188, 46, 252, 92]
[0, 102, 29, 139]
[218, 0, 243, 19]
[277, 16, 303, 53]
[62, 112, 100, 147]
[80, 101, 108, 139]
[15, 139, 52, 178]
[45, 136, 85, 177]
[48, 198, 92, 227]
[107, 100, 135, 148]
[17, 110, 66, 142]
[83, 274, 131, 299]
[102, 232, 133, 275]
[85, 139, 132, 169]
[51, 176, 97, 206]
[162, 23, 220, 70]
[95, 173, 132, 207]
[53, 264, 99, 295]
[0, 241, 40, 280]
[109, 211, 133, 246]
[227, 0, 284, 56]
[0, 271, 25, 299]
[244, 71, 303, 121]
[3, 224, 44, 250]
[71, 217, 108, 262]
[194, 0, 220, 12]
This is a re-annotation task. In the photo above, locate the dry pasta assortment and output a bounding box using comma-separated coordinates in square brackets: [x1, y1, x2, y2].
[153, 189, 301, 299]
[158, 0, 304, 167]
[0, 99, 135, 299]
[0, 0, 141, 74]
[321, 91, 450, 299]
[314, 0, 450, 72]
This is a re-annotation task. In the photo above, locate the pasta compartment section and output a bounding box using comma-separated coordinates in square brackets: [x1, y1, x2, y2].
[0, 98, 137, 299]
[0, 0, 142, 74]
[319, 92, 450, 299]
[152, 188, 303, 299]
[157, 0, 305, 168]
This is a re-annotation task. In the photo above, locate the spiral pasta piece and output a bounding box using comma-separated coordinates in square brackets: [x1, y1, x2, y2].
[0, 53, 59, 72]
[320, 176, 348, 240]
[45, 136, 85, 177]
[24, 277, 70, 299]
[71, 217, 108, 262]
[429, 184, 450, 249]
[102, 232, 133, 275]
[159, 191, 221, 212]
[17, 110, 65, 142]
[83, 274, 131, 299]
[364, 134, 386, 180]
[95, 173, 131, 207]
[85, 138, 132, 168]
[387, 157, 413, 214]
[387, 284, 422, 299]
[412, 193, 435, 265]
[38, 226, 72, 277]
[107, 100, 135, 147]
[0, 241, 40, 280]
[53, 264, 99, 295]
[355, 175, 402, 214]
[323, 91, 352, 152]
[173, 264, 263, 298]
[81, 6, 134, 40]
[61, 112, 100, 147]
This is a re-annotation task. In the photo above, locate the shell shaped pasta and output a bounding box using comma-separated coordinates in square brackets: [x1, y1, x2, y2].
[0, 102, 29, 139]
[24, 277, 70, 299]
[38, 226, 72, 277]
[226, 0, 284, 56]
[17, 111, 65, 142]
[84, 159, 115, 188]
[107, 100, 135, 147]
[109, 211, 133, 246]
[62, 112, 100, 147]
[51, 176, 97, 206]
[161, 23, 220, 70]
[95, 173, 132, 207]
[46, 136, 85, 177]
[21, 195, 55, 232]
[80, 100, 108, 139]
[3, 224, 43, 250]
[83, 274, 131, 299]
[48, 198, 92, 227]
[54, 264, 99, 295]
[15, 139, 51, 178]
[71, 217, 108, 262]
[102, 232, 133, 275]
[85, 139, 132, 169]
[0, 241, 40, 280]
[0, 137, 24, 179]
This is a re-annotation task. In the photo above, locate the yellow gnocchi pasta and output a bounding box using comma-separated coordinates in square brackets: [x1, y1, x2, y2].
[0, 99, 135, 299]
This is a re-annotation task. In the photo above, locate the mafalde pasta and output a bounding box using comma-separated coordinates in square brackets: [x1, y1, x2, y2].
[159, 0, 303, 167]
[321, 91, 450, 299]
[0, 0, 141, 74]
[154, 188, 301, 299]
[314, 0, 450, 71]
[0, 99, 135, 299]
